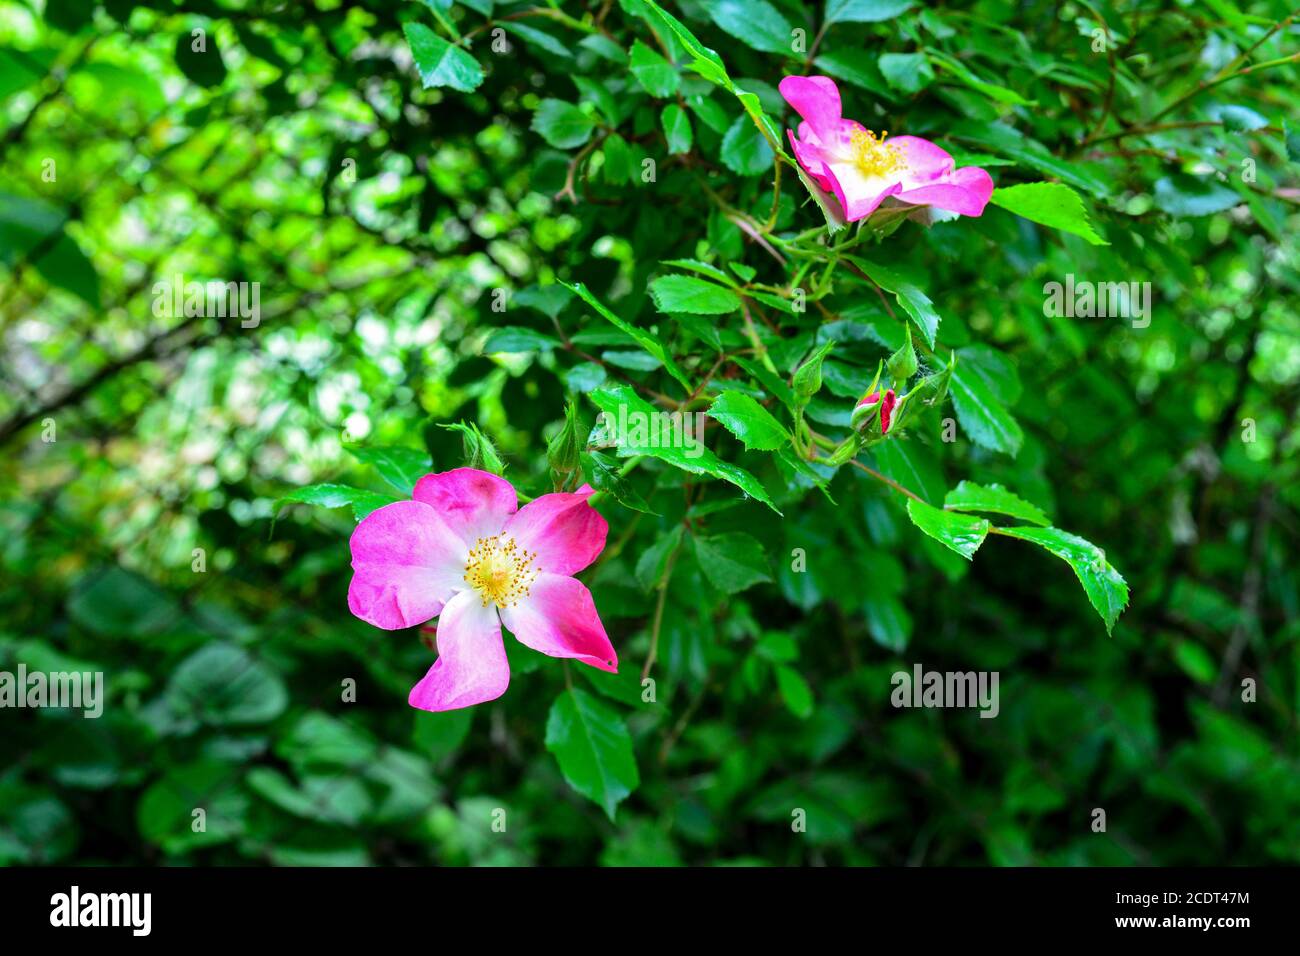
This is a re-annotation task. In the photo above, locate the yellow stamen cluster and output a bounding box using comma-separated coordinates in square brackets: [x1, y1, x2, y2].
[463, 534, 537, 609]
[850, 128, 905, 179]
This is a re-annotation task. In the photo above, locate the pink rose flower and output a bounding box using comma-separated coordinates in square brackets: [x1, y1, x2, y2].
[348, 468, 617, 711]
[779, 75, 994, 222]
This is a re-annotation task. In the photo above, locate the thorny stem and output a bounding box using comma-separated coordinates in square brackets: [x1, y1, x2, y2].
[764, 159, 783, 231]
[847, 459, 924, 502]
[1148, 37, 1298, 124]
[461, 6, 603, 45]
[556, 137, 601, 204]
[642, 536, 682, 681]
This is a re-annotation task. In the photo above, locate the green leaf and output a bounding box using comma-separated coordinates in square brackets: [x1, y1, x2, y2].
[578, 34, 627, 63]
[928, 49, 1030, 105]
[990, 182, 1108, 246]
[1206, 103, 1268, 133]
[648, 274, 742, 315]
[566, 362, 608, 392]
[278, 711, 377, 769]
[564, 280, 693, 393]
[0, 48, 54, 102]
[687, 94, 730, 133]
[707, 391, 790, 450]
[1172, 639, 1217, 684]
[482, 326, 561, 354]
[872, 439, 946, 504]
[906, 498, 989, 560]
[694, 532, 772, 593]
[413, 709, 474, 764]
[700, 0, 793, 55]
[601, 133, 635, 185]
[878, 52, 934, 94]
[66, 567, 178, 637]
[573, 75, 620, 126]
[661, 103, 693, 155]
[344, 444, 432, 493]
[775, 665, 814, 718]
[755, 631, 798, 663]
[944, 481, 1049, 526]
[629, 39, 678, 97]
[174, 32, 227, 88]
[863, 592, 912, 651]
[0, 193, 100, 306]
[813, 48, 893, 100]
[848, 257, 941, 347]
[165, 643, 288, 726]
[579, 663, 651, 708]
[545, 687, 640, 820]
[734, 356, 798, 411]
[513, 283, 573, 318]
[499, 22, 572, 60]
[660, 258, 735, 285]
[949, 120, 1110, 197]
[403, 22, 483, 93]
[826, 0, 914, 23]
[601, 351, 667, 371]
[635, 525, 684, 590]
[997, 526, 1129, 634]
[584, 450, 656, 515]
[950, 360, 1024, 456]
[1153, 174, 1240, 217]
[638, 0, 730, 88]
[589, 385, 780, 513]
[247, 769, 373, 826]
[720, 113, 775, 175]
[273, 483, 401, 522]
[531, 98, 596, 149]
[138, 760, 248, 853]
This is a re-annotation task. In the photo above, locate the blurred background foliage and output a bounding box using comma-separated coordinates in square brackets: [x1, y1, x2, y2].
[0, 0, 1297, 866]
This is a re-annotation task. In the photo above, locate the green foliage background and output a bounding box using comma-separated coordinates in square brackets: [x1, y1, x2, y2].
[1, 0, 1298, 866]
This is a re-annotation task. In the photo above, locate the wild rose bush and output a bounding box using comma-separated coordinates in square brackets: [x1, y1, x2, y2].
[3, 0, 1298, 865]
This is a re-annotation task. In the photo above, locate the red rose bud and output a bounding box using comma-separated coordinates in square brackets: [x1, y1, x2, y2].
[879, 389, 897, 433]
[852, 389, 897, 434]
[419, 624, 437, 650]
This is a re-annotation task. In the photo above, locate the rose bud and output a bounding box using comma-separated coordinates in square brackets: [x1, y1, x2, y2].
[851, 388, 897, 435]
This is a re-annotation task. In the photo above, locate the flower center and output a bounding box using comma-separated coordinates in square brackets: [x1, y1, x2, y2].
[849, 128, 905, 179]
[463, 534, 537, 609]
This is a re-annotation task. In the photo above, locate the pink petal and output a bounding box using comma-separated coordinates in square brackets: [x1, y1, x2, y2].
[502, 483, 608, 575]
[787, 129, 831, 187]
[408, 589, 510, 711]
[895, 166, 995, 217]
[891, 135, 957, 183]
[412, 468, 516, 543]
[348, 500, 469, 630]
[778, 75, 843, 142]
[499, 573, 617, 673]
[822, 161, 901, 222]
